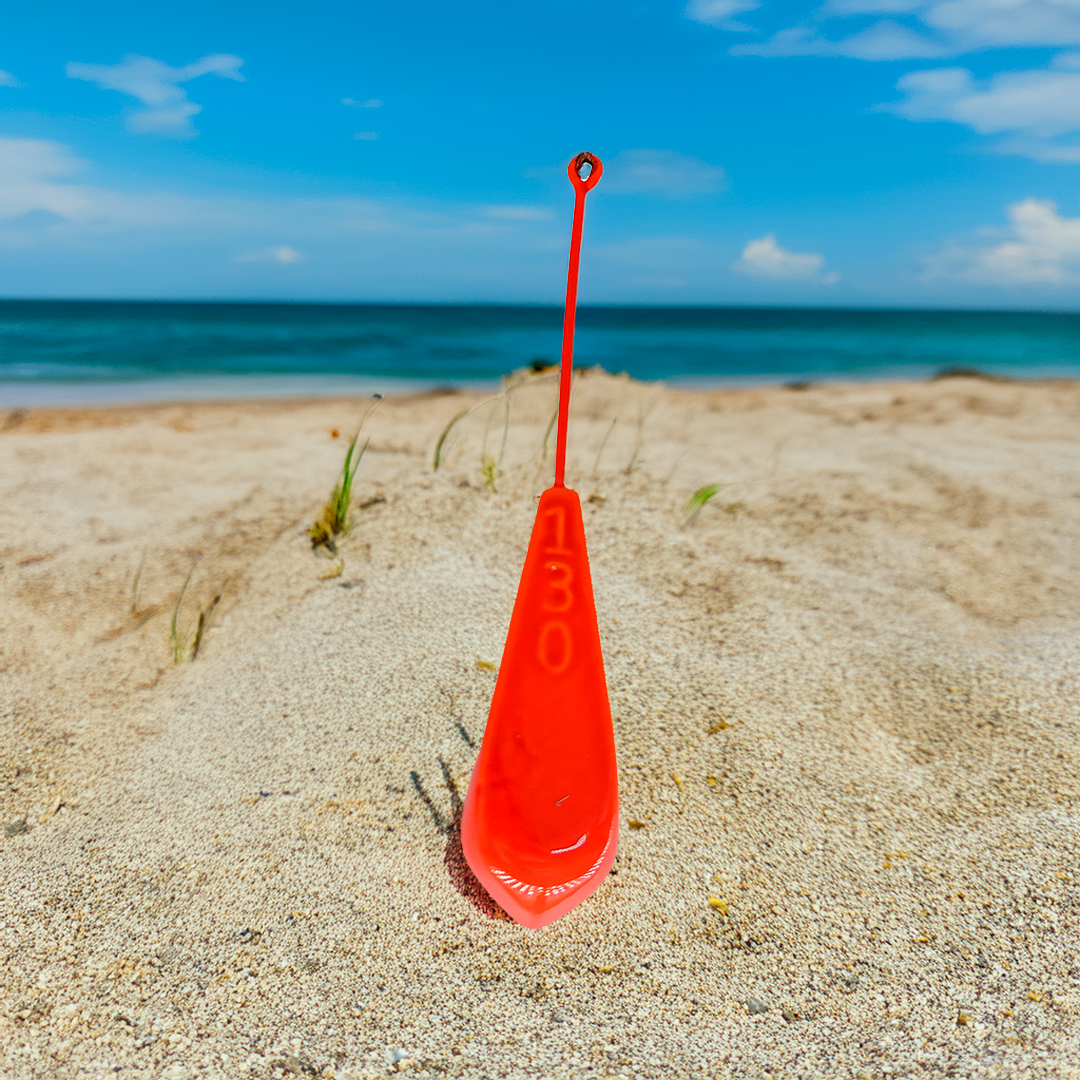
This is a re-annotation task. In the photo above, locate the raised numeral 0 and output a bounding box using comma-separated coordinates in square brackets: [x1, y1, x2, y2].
[537, 619, 572, 674]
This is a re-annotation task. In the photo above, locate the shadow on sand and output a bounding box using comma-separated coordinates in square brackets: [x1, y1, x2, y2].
[410, 759, 511, 922]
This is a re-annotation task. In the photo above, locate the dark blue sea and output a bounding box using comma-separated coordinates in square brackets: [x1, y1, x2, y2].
[2, 300, 1080, 407]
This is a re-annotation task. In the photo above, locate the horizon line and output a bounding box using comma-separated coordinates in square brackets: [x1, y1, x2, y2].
[3, 297, 1080, 317]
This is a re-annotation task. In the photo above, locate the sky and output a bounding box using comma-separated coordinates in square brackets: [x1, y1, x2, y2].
[3, 0, 1080, 307]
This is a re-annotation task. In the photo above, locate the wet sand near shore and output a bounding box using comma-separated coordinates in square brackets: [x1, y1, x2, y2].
[2, 370, 1079, 1079]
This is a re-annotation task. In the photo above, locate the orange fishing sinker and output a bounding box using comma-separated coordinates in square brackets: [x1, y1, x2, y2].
[461, 153, 619, 928]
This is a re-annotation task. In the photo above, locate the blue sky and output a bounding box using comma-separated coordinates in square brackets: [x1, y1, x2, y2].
[3, 0, 1080, 306]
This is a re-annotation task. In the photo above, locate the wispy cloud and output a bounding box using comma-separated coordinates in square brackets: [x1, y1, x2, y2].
[890, 63, 1080, 137]
[0, 70, 21, 88]
[684, 0, 760, 31]
[342, 97, 382, 108]
[734, 1, 1080, 58]
[925, 197, 1080, 284]
[734, 234, 839, 282]
[0, 137, 91, 220]
[602, 149, 725, 198]
[0, 135, 289, 235]
[237, 245, 304, 264]
[66, 53, 244, 137]
[353, 131, 379, 141]
[733, 21, 948, 59]
[913, 0, 1080, 50]
[993, 137, 1080, 162]
[711, 2, 1080, 160]
[0, 134, 584, 300]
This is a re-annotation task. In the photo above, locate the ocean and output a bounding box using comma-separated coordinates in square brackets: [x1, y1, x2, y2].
[2, 300, 1080, 407]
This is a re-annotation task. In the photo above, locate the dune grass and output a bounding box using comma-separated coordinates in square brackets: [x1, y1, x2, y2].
[170, 560, 198, 663]
[432, 407, 469, 472]
[481, 455, 499, 492]
[310, 395, 383, 552]
[433, 368, 558, 478]
[130, 554, 145, 615]
[682, 483, 724, 528]
[190, 594, 221, 661]
[309, 434, 368, 551]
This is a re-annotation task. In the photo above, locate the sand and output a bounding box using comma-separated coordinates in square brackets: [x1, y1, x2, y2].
[1, 370, 1078, 1080]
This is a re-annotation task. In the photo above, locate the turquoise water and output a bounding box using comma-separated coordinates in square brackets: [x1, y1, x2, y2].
[2, 300, 1079, 406]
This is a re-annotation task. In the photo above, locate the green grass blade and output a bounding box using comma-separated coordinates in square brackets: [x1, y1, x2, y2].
[682, 483, 724, 528]
[433, 408, 468, 471]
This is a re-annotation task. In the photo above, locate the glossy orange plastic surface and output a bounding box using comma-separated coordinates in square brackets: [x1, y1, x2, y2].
[461, 153, 617, 928]
[461, 486, 618, 927]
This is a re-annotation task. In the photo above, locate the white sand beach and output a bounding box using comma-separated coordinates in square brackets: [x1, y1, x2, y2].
[1, 370, 1079, 1079]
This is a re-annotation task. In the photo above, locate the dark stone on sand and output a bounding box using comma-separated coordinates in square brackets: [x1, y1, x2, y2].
[930, 366, 1012, 383]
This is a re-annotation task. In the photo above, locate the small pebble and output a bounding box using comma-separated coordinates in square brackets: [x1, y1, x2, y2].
[4, 818, 29, 838]
[747, 999, 770, 1015]
[782, 1006, 800, 1022]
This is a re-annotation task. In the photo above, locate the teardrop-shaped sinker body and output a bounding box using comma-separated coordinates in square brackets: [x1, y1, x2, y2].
[461, 485, 619, 928]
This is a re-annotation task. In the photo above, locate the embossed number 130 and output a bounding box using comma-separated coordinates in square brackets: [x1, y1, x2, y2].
[538, 507, 574, 673]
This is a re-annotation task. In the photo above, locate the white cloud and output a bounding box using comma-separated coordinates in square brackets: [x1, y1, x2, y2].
[891, 64, 1080, 135]
[822, 1, 924, 12]
[0, 134, 546, 248]
[66, 53, 244, 137]
[811, 1, 1080, 51]
[924, 0, 1080, 49]
[237, 245, 304, 264]
[685, 0, 760, 30]
[926, 197, 1080, 283]
[721, 2, 1080, 159]
[0, 135, 287, 234]
[0, 70, 20, 87]
[342, 97, 382, 108]
[734, 234, 839, 282]
[482, 205, 552, 220]
[0, 137, 92, 220]
[0, 135, 648, 300]
[602, 149, 725, 197]
[353, 131, 379, 141]
[733, 21, 947, 58]
[725, 1, 1080, 59]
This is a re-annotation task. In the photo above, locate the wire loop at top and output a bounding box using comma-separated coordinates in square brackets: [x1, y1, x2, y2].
[568, 151, 603, 193]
